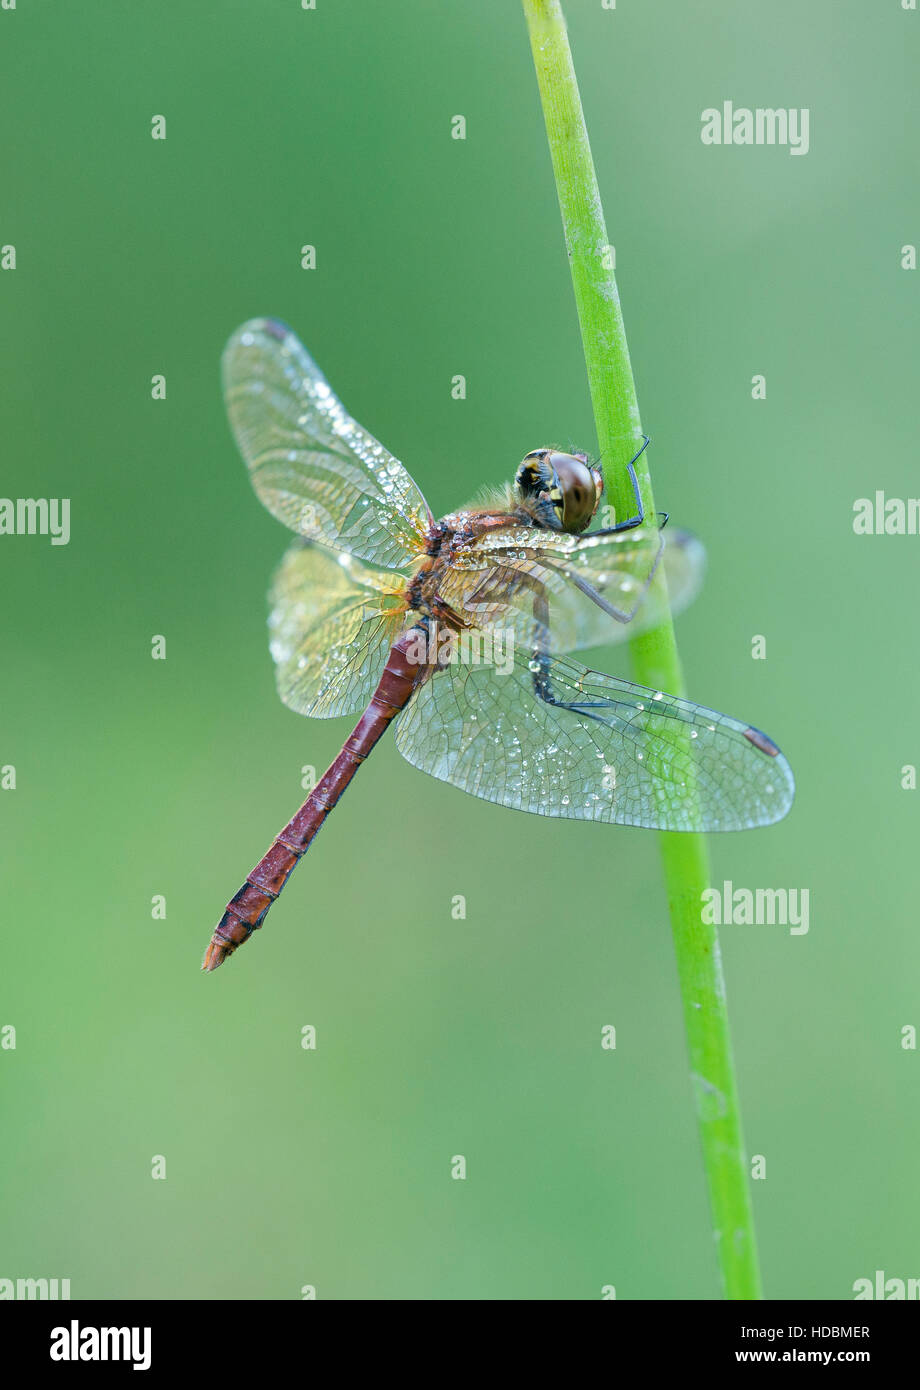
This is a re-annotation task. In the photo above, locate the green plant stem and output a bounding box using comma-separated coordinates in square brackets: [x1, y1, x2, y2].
[522, 0, 761, 1300]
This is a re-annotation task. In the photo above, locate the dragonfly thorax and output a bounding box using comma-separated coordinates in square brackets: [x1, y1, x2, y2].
[514, 449, 603, 533]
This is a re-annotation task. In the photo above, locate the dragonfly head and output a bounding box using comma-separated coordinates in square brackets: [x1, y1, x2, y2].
[514, 450, 603, 532]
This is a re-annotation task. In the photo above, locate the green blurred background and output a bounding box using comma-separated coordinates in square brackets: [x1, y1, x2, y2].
[1, 0, 917, 1300]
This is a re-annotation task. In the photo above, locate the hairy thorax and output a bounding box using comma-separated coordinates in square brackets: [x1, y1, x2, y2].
[404, 500, 541, 628]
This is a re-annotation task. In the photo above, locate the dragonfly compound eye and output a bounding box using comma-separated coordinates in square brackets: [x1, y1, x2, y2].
[546, 452, 603, 532]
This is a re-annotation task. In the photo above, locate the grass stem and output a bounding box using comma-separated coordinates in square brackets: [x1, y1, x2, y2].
[522, 0, 762, 1299]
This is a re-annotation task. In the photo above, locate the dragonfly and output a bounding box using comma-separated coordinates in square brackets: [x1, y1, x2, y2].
[201, 318, 794, 971]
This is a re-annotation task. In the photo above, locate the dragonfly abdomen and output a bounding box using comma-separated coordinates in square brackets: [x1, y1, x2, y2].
[201, 626, 431, 972]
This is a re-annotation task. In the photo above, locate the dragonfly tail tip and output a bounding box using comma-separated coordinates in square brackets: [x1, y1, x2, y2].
[200, 942, 229, 973]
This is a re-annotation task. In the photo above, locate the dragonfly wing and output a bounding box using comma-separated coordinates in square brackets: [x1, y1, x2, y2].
[549, 525, 705, 650]
[269, 540, 406, 718]
[223, 319, 432, 570]
[438, 525, 704, 655]
[395, 645, 794, 831]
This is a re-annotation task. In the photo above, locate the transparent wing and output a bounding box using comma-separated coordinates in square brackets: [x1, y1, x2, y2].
[437, 525, 704, 654]
[223, 319, 432, 570]
[553, 526, 705, 649]
[396, 645, 794, 832]
[269, 540, 407, 718]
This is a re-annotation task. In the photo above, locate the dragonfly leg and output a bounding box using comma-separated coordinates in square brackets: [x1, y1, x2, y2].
[590, 437, 670, 534]
[526, 582, 615, 726]
[530, 647, 614, 724]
